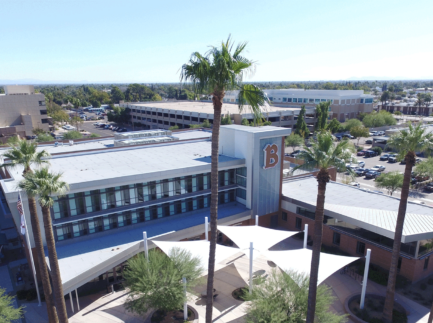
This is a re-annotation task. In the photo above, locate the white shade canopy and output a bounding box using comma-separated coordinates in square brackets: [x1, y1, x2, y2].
[266, 249, 359, 285]
[152, 240, 242, 273]
[217, 225, 299, 258]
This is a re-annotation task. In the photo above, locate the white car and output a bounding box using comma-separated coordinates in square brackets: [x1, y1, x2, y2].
[371, 165, 386, 172]
[93, 122, 101, 126]
[358, 161, 365, 168]
[349, 182, 360, 188]
[62, 125, 76, 130]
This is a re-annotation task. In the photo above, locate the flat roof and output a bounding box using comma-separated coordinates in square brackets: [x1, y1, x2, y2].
[126, 101, 313, 116]
[282, 176, 433, 242]
[2, 138, 244, 193]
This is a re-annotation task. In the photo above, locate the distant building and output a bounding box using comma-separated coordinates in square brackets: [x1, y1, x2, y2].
[225, 89, 374, 122]
[120, 101, 317, 130]
[0, 85, 50, 142]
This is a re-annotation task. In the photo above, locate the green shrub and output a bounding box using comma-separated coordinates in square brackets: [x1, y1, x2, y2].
[63, 131, 83, 140]
[89, 133, 100, 138]
[370, 146, 383, 155]
[356, 146, 363, 152]
[169, 125, 179, 130]
[36, 133, 54, 142]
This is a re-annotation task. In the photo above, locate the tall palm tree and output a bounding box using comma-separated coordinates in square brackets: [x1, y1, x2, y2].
[19, 168, 69, 323]
[180, 36, 267, 323]
[1, 139, 58, 323]
[293, 132, 355, 323]
[382, 123, 433, 323]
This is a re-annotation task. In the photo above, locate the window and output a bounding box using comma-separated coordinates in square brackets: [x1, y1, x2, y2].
[321, 99, 326, 102]
[41, 119, 49, 124]
[295, 217, 302, 230]
[236, 176, 246, 187]
[56, 224, 72, 241]
[40, 110, 47, 115]
[282, 212, 287, 221]
[365, 98, 373, 104]
[38, 101, 45, 106]
[268, 97, 273, 101]
[309, 99, 314, 103]
[236, 167, 247, 176]
[424, 257, 430, 270]
[315, 99, 320, 103]
[287, 98, 292, 103]
[333, 232, 341, 245]
[297, 98, 302, 103]
[341, 100, 345, 104]
[283, 98, 287, 102]
[293, 98, 297, 103]
[303, 98, 308, 103]
[360, 99, 364, 103]
[236, 188, 246, 199]
[356, 241, 365, 255]
[296, 207, 315, 220]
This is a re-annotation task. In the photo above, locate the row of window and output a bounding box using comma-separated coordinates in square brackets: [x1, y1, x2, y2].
[129, 109, 213, 123]
[360, 98, 374, 104]
[55, 190, 237, 242]
[53, 168, 245, 220]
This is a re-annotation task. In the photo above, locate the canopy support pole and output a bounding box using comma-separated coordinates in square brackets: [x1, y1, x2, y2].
[75, 289, 80, 312]
[249, 242, 253, 294]
[143, 231, 149, 261]
[303, 224, 308, 248]
[69, 292, 74, 313]
[183, 277, 187, 321]
[205, 217, 208, 241]
[255, 215, 258, 226]
[360, 249, 371, 309]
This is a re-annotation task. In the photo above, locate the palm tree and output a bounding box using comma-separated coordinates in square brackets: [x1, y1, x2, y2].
[382, 123, 433, 323]
[180, 36, 267, 323]
[293, 132, 355, 323]
[1, 139, 58, 323]
[19, 168, 69, 323]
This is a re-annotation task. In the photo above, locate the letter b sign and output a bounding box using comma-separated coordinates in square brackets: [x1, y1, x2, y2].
[263, 144, 279, 169]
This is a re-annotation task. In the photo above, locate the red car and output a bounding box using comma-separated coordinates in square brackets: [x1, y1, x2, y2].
[357, 150, 367, 156]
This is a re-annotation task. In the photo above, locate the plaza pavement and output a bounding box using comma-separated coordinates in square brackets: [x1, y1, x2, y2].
[20, 236, 432, 323]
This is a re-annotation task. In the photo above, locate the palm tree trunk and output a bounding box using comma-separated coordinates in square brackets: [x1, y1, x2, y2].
[306, 168, 329, 323]
[28, 196, 59, 323]
[42, 205, 69, 322]
[205, 92, 223, 323]
[383, 151, 415, 323]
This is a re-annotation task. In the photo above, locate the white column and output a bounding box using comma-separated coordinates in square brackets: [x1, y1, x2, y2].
[183, 277, 187, 321]
[205, 217, 208, 241]
[255, 215, 258, 226]
[360, 249, 371, 309]
[69, 292, 74, 313]
[143, 231, 149, 261]
[75, 289, 80, 312]
[303, 224, 308, 249]
[249, 242, 253, 294]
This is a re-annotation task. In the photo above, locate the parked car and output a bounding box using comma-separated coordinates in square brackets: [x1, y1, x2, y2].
[355, 169, 366, 176]
[370, 131, 377, 136]
[365, 171, 381, 179]
[335, 135, 342, 141]
[342, 134, 354, 139]
[416, 158, 422, 164]
[117, 128, 128, 132]
[290, 150, 301, 156]
[357, 150, 367, 156]
[93, 122, 101, 126]
[377, 131, 385, 136]
[62, 125, 76, 130]
[98, 124, 107, 128]
[25, 135, 37, 140]
[380, 154, 390, 161]
[424, 183, 433, 192]
[349, 182, 360, 188]
[371, 165, 386, 172]
[358, 161, 365, 168]
[411, 178, 418, 185]
[112, 127, 118, 131]
[365, 139, 373, 144]
[388, 155, 398, 163]
[365, 150, 377, 158]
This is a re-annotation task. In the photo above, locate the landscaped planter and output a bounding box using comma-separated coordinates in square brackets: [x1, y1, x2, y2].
[345, 293, 408, 323]
[145, 305, 199, 323]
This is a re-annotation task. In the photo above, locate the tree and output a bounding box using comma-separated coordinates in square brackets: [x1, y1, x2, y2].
[381, 91, 390, 106]
[293, 132, 355, 323]
[424, 93, 432, 108]
[152, 93, 162, 101]
[0, 287, 23, 322]
[221, 114, 232, 125]
[362, 111, 396, 128]
[326, 118, 340, 133]
[382, 124, 433, 322]
[19, 168, 69, 323]
[63, 131, 83, 140]
[243, 270, 347, 323]
[315, 101, 330, 131]
[89, 98, 101, 108]
[375, 171, 404, 196]
[124, 248, 202, 316]
[70, 116, 83, 130]
[36, 133, 54, 143]
[241, 118, 250, 126]
[0, 139, 58, 323]
[295, 105, 310, 137]
[180, 36, 267, 323]
[285, 133, 304, 152]
[110, 86, 125, 104]
[343, 118, 362, 132]
[414, 157, 433, 178]
[202, 119, 211, 128]
[350, 126, 369, 146]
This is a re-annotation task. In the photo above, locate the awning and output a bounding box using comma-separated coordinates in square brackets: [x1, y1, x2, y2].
[218, 225, 299, 258]
[152, 240, 242, 273]
[266, 249, 359, 285]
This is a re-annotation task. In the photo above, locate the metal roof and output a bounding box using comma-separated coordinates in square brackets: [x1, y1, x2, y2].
[282, 176, 433, 242]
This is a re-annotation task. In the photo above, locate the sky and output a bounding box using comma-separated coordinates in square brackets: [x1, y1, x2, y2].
[1, 0, 433, 83]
